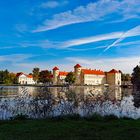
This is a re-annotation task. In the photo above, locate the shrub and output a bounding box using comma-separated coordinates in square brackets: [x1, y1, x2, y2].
[11, 114, 29, 120]
[104, 115, 119, 121]
[85, 113, 104, 121]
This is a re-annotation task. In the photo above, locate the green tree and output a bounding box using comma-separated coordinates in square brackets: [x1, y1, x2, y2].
[65, 72, 76, 84]
[9, 73, 18, 84]
[132, 65, 140, 89]
[122, 73, 131, 82]
[32, 67, 40, 83]
[39, 70, 52, 84]
[0, 70, 17, 84]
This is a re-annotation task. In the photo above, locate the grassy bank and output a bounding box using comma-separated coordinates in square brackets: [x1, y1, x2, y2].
[0, 117, 140, 140]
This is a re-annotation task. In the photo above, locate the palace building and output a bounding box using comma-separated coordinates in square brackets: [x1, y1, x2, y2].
[52, 64, 121, 86]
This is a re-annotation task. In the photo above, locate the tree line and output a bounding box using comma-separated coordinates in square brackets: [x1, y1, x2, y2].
[0, 70, 17, 84]
[1, 65, 138, 86]
[32, 67, 76, 84]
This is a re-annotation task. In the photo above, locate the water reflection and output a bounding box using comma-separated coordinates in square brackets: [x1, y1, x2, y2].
[0, 85, 133, 101]
[47, 86, 133, 101]
[0, 85, 140, 120]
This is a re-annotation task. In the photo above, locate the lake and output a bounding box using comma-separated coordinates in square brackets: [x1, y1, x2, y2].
[0, 85, 140, 120]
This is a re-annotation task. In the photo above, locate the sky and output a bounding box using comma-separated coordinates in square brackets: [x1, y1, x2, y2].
[0, 0, 140, 74]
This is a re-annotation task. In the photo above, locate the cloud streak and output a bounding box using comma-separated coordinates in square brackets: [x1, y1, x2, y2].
[0, 54, 33, 63]
[33, 0, 140, 32]
[59, 26, 140, 49]
[104, 25, 140, 52]
[40, 1, 68, 9]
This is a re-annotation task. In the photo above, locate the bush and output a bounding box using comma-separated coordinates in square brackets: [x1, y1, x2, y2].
[122, 116, 133, 120]
[85, 113, 104, 121]
[104, 115, 119, 121]
[50, 114, 81, 121]
[11, 114, 29, 120]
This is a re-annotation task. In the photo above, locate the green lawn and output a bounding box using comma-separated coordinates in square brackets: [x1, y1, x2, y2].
[0, 118, 140, 140]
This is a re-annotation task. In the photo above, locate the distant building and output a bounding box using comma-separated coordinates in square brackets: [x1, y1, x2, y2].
[52, 67, 68, 85]
[16, 72, 35, 84]
[52, 64, 121, 86]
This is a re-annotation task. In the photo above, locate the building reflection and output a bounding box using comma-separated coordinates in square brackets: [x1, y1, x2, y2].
[47, 86, 123, 101]
[0, 85, 133, 103]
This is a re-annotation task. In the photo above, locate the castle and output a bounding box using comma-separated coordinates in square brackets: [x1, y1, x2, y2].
[52, 64, 121, 86]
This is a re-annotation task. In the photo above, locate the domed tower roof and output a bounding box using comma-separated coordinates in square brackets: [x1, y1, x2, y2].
[53, 66, 59, 70]
[74, 64, 82, 68]
[108, 69, 119, 73]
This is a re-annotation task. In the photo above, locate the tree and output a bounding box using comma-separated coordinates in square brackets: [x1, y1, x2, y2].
[65, 72, 76, 84]
[32, 67, 40, 83]
[121, 73, 131, 82]
[0, 70, 17, 84]
[9, 73, 18, 84]
[132, 65, 140, 89]
[39, 70, 52, 84]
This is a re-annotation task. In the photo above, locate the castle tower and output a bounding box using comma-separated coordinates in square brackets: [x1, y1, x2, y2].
[74, 64, 82, 85]
[52, 66, 59, 85]
[106, 69, 121, 86]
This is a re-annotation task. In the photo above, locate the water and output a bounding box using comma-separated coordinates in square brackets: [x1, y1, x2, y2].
[0, 85, 132, 99]
[0, 85, 140, 120]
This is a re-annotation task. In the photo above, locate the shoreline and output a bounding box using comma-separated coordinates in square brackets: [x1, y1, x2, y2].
[0, 84, 125, 88]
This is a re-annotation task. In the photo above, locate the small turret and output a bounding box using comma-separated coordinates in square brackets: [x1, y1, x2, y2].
[106, 69, 121, 86]
[52, 66, 59, 85]
[74, 64, 82, 85]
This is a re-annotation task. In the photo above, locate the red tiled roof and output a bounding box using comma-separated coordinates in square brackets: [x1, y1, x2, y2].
[108, 69, 119, 73]
[82, 69, 105, 75]
[74, 64, 81, 68]
[59, 71, 68, 76]
[16, 72, 33, 78]
[27, 75, 33, 78]
[16, 72, 23, 77]
[53, 66, 59, 70]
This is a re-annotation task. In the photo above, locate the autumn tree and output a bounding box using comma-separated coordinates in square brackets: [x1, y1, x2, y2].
[39, 70, 52, 84]
[65, 72, 76, 84]
[0, 70, 17, 84]
[32, 67, 40, 83]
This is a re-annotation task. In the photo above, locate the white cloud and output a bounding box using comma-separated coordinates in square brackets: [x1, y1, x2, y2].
[40, 1, 68, 9]
[3, 55, 139, 74]
[61, 32, 124, 48]
[27, 26, 140, 50]
[40, 1, 59, 8]
[22, 32, 124, 49]
[66, 56, 140, 73]
[0, 54, 33, 63]
[33, 0, 140, 32]
[15, 24, 28, 33]
[59, 25, 140, 49]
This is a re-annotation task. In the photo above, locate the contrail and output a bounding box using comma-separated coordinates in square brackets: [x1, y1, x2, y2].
[103, 25, 140, 52]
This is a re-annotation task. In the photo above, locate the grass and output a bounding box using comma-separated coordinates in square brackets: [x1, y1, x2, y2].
[0, 117, 140, 140]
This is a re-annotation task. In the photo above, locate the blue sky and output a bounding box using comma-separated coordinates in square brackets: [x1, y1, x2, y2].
[0, 0, 140, 73]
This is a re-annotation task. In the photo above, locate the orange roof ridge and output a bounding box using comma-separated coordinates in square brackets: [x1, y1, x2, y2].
[108, 69, 119, 73]
[59, 71, 69, 76]
[74, 64, 81, 68]
[16, 72, 33, 78]
[53, 66, 59, 70]
[82, 69, 105, 75]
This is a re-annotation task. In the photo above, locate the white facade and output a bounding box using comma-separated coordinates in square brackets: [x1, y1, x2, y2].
[107, 72, 121, 86]
[17, 73, 35, 84]
[83, 74, 106, 85]
[52, 64, 122, 86]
